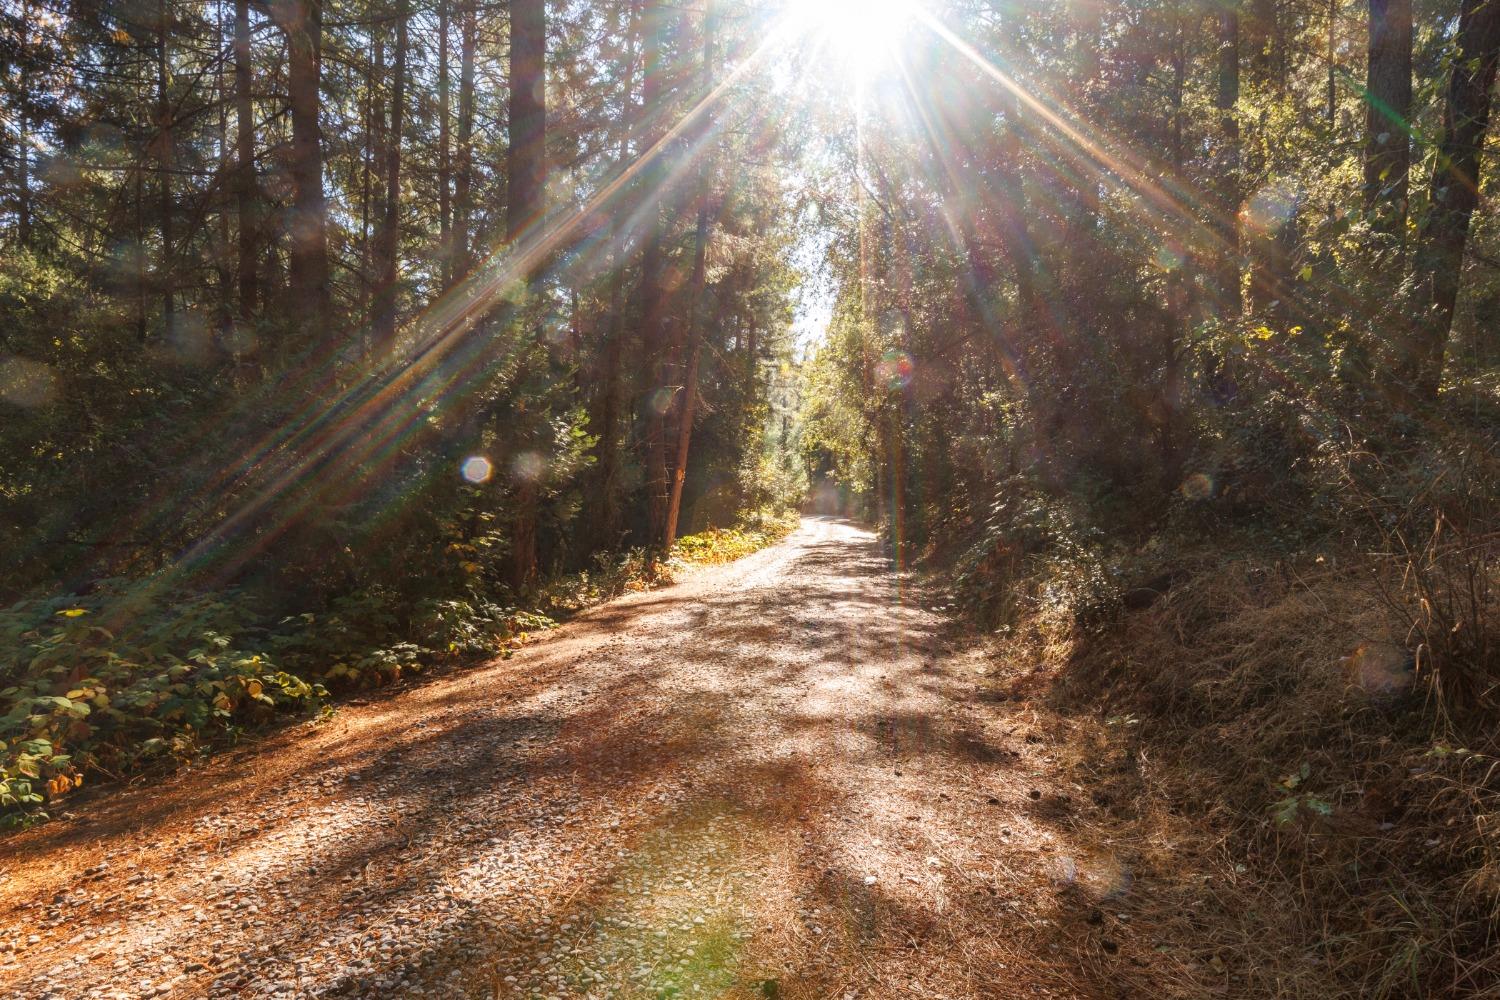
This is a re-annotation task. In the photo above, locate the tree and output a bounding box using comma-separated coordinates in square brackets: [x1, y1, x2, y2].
[1408, 0, 1500, 395]
[1212, 0, 1243, 318]
[279, 0, 331, 341]
[507, 0, 547, 247]
[506, 0, 548, 589]
[453, 0, 478, 276]
[373, 0, 409, 356]
[437, 0, 453, 289]
[590, 0, 640, 552]
[233, 0, 258, 319]
[635, 0, 672, 548]
[155, 0, 175, 332]
[664, 0, 717, 550]
[1364, 0, 1412, 233]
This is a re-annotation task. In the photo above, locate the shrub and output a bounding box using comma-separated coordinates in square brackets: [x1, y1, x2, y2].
[0, 588, 322, 827]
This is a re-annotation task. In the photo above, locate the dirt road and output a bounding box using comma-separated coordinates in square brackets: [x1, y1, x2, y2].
[0, 518, 1149, 1000]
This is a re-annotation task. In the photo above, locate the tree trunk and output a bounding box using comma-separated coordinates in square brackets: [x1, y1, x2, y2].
[281, 0, 331, 341]
[438, 0, 452, 289]
[1410, 0, 1500, 395]
[664, 339, 701, 548]
[135, 165, 147, 342]
[507, 0, 547, 591]
[592, 0, 640, 551]
[373, 0, 408, 357]
[663, 0, 718, 551]
[16, 104, 30, 250]
[1364, 0, 1412, 232]
[1213, 1, 1242, 318]
[507, 0, 547, 246]
[233, 0, 257, 318]
[454, 1, 477, 276]
[216, 0, 233, 315]
[1161, 0, 1188, 490]
[359, 33, 378, 321]
[636, 0, 672, 549]
[156, 0, 174, 331]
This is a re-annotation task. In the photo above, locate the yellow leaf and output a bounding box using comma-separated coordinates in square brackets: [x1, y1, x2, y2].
[59, 609, 88, 618]
[245, 680, 263, 698]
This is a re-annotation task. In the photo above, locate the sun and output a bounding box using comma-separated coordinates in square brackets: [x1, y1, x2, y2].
[791, 0, 918, 81]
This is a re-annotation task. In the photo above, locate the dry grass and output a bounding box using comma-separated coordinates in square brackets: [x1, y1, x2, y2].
[987, 552, 1500, 997]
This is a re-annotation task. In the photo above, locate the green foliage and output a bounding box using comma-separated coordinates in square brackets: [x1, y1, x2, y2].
[414, 599, 555, 659]
[952, 474, 1117, 633]
[671, 521, 796, 568]
[1269, 763, 1334, 826]
[0, 579, 569, 824]
[800, 321, 877, 496]
[0, 589, 323, 825]
[0, 495, 795, 826]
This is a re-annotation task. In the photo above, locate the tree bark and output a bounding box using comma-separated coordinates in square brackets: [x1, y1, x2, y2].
[373, 0, 408, 357]
[1363, 0, 1412, 231]
[359, 33, 378, 320]
[156, 0, 175, 331]
[1213, 0, 1242, 318]
[438, 0, 452, 289]
[280, 0, 331, 341]
[16, 103, 30, 250]
[216, 0, 233, 314]
[1410, 0, 1500, 395]
[507, 0, 547, 246]
[507, 0, 547, 590]
[233, 0, 257, 318]
[663, 0, 718, 551]
[1161, 0, 1189, 489]
[453, 0, 477, 276]
[593, 0, 640, 551]
[636, 0, 672, 549]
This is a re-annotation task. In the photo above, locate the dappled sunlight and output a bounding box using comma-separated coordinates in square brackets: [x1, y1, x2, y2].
[8, 0, 1500, 994]
[0, 520, 1156, 998]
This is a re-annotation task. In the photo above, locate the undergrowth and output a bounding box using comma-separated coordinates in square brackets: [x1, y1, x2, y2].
[0, 520, 794, 828]
[936, 403, 1500, 996]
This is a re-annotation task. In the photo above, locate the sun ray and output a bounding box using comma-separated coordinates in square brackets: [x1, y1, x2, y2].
[98, 14, 804, 596]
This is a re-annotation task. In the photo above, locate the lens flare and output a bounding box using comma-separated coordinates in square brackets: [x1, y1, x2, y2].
[511, 451, 546, 482]
[0, 355, 60, 408]
[877, 349, 915, 390]
[461, 456, 494, 484]
[1180, 473, 1215, 501]
[650, 387, 677, 416]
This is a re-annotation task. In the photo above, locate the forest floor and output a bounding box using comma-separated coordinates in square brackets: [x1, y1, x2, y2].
[0, 518, 1181, 1000]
